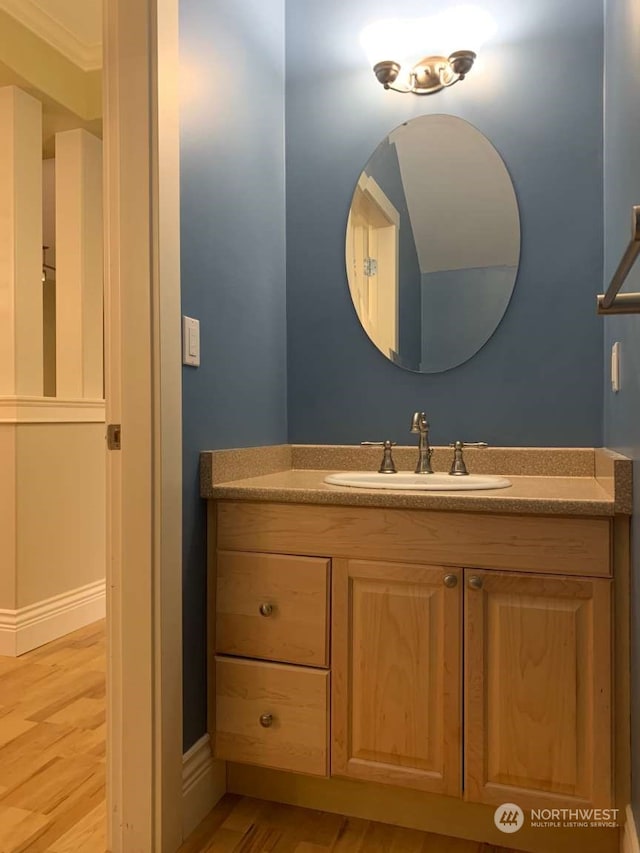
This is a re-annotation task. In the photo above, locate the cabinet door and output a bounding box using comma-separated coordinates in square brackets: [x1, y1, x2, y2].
[465, 570, 612, 810]
[332, 559, 461, 796]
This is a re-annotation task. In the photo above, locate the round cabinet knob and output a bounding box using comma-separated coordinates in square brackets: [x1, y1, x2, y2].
[259, 602, 274, 617]
[259, 713, 273, 728]
[468, 575, 483, 591]
[443, 574, 458, 588]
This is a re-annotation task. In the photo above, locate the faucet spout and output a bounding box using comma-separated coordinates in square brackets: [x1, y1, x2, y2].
[410, 411, 433, 474]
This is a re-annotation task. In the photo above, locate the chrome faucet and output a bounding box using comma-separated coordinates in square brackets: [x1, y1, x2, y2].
[410, 411, 433, 474]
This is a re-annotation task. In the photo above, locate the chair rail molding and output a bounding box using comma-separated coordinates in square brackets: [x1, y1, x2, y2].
[0, 397, 106, 423]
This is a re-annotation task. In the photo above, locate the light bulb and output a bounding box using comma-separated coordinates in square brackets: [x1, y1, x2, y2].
[360, 19, 417, 67]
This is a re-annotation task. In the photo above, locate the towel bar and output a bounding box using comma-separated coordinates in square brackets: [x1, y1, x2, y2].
[597, 205, 640, 315]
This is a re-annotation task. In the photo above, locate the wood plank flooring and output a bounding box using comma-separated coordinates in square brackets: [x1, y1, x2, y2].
[0, 623, 521, 852]
[0, 621, 106, 853]
[178, 795, 523, 853]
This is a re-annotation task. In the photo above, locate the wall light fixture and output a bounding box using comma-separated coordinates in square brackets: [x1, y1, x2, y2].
[371, 50, 476, 94]
[361, 6, 495, 95]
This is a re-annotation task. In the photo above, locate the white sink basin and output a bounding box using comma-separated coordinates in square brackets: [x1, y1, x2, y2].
[324, 471, 511, 491]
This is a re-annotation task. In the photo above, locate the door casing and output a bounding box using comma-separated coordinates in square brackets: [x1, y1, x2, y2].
[104, 0, 183, 849]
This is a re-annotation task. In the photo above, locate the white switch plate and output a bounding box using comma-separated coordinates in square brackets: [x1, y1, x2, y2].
[611, 341, 620, 392]
[183, 316, 200, 366]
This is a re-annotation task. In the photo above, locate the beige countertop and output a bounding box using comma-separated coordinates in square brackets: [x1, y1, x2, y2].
[200, 445, 633, 516]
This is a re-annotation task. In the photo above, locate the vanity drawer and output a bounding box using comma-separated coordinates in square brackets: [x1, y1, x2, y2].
[215, 656, 329, 776]
[216, 551, 330, 667]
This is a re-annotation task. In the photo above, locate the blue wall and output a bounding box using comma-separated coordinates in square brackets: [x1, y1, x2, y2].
[285, 0, 604, 447]
[180, 0, 287, 750]
[603, 0, 640, 819]
[179, 0, 607, 751]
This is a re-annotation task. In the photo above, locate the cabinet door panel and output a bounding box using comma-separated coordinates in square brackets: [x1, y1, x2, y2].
[465, 570, 612, 810]
[332, 560, 461, 796]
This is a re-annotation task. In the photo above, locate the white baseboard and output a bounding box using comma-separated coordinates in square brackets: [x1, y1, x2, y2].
[0, 579, 106, 656]
[182, 734, 226, 839]
[623, 805, 640, 853]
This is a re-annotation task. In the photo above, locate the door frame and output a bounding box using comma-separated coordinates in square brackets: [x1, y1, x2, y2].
[104, 0, 183, 849]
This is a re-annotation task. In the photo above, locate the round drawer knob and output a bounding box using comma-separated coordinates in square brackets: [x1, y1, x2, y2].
[443, 574, 458, 588]
[259, 602, 274, 617]
[468, 575, 483, 591]
[259, 713, 273, 728]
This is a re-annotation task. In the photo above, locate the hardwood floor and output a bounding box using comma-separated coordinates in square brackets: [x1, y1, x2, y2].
[0, 621, 105, 853]
[179, 795, 522, 853]
[0, 622, 520, 852]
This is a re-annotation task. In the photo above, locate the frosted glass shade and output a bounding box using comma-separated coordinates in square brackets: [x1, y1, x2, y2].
[360, 6, 495, 67]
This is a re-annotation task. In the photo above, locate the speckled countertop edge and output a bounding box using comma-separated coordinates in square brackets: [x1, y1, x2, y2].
[595, 447, 633, 513]
[199, 445, 633, 517]
[204, 478, 615, 516]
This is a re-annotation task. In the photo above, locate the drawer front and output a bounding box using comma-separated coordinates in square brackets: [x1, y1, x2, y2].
[216, 551, 330, 667]
[215, 656, 329, 776]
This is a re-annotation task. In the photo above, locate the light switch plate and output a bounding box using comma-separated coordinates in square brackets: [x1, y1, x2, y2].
[183, 316, 200, 366]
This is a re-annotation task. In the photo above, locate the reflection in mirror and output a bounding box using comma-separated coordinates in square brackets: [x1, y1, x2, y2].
[345, 114, 520, 373]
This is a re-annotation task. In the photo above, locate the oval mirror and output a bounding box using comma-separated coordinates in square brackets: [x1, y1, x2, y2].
[345, 114, 520, 373]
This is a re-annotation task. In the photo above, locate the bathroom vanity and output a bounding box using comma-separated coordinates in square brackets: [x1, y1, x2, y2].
[201, 444, 631, 853]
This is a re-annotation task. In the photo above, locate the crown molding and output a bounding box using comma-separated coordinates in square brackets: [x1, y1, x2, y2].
[0, 0, 102, 71]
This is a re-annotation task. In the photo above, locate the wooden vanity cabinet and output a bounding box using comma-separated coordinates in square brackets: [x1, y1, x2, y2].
[212, 500, 620, 822]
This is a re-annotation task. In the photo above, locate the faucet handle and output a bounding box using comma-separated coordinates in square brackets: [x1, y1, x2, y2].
[448, 441, 488, 476]
[449, 441, 488, 449]
[361, 440, 397, 474]
[410, 411, 428, 433]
